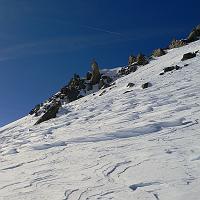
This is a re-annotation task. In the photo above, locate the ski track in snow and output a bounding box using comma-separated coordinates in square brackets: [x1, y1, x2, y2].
[0, 40, 200, 199]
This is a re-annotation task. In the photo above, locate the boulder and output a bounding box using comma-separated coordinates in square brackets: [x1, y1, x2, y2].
[127, 83, 135, 87]
[86, 72, 92, 80]
[128, 55, 137, 65]
[118, 64, 138, 76]
[181, 52, 196, 61]
[137, 54, 149, 65]
[142, 82, 152, 89]
[152, 48, 166, 57]
[169, 39, 186, 49]
[164, 66, 175, 73]
[91, 60, 101, 85]
[160, 65, 181, 74]
[187, 24, 200, 42]
[35, 101, 61, 125]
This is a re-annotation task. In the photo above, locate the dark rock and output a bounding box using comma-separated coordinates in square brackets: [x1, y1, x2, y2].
[181, 52, 196, 61]
[142, 82, 152, 89]
[99, 75, 113, 89]
[175, 65, 181, 70]
[169, 39, 186, 49]
[29, 104, 40, 115]
[123, 90, 133, 94]
[91, 60, 101, 85]
[128, 55, 137, 65]
[128, 65, 138, 73]
[86, 72, 92, 80]
[187, 24, 200, 42]
[67, 88, 80, 102]
[60, 86, 69, 95]
[35, 102, 61, 125]
[68, 73, 86, 90]
[161, 65, 181, 75]
[99, 90, 106, 96]
[86, 82, 93, 91]
[137, 54, 149, 65]
[101, 75, 113, 83]
[152, 48, 166, 57]
[164, 66, 175, 73]
[118, 65, 137, 76]
[127, 83, 135, 87]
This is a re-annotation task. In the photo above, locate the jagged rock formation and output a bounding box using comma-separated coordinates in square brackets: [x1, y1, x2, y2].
[128, 55, 137, 65]
[187, 24, 200, 42]
[29, 60, 115, 124]
[29, 24, 200, 125]
[137, 53, 149, 65]
[169, 39, 187, 49]
[99, 75, 113, 89]
[90, 60, 101, 85]
[118, 64, 138, 76]
[152, 48, 166, 57]
[35, 101, 61, 125]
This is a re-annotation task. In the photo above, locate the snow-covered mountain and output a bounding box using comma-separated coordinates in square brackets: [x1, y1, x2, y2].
[1, 34, 200, 199]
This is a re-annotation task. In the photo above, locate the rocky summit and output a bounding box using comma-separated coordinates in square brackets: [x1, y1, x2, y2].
[0, 25, 200, 200]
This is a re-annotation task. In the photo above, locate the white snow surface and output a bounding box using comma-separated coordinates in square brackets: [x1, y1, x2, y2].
[1, 40, 200, 200]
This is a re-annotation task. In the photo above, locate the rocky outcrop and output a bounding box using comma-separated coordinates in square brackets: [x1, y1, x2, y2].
[99, 75, 113, 89]
[86, 72, 92, 80]
[187, 24, 200, 42]
[142, 82, 152, 89]
[152, 48, 166, 57]
[30, 60, 115, 124]
[128, 55, 137, 65]
[181, 52, 196, 61]
[118, 65, 138, 76]
[91, 60, 101, 85]
[127, 83, 135, 88]
[137, 54, 149, 65]
[169, 39, 187, 49]
[29, 104, 41, 115]
[164, 65, 180, 72]
[160, 65, 181, 75]
[35, 101, 61, 125]
[29, 24, 200, 125]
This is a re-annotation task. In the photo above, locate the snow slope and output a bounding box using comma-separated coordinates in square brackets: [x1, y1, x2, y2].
[0, 40, 200, 200]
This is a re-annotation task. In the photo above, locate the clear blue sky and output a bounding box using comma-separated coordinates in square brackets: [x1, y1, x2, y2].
[0, 0, 199, 127]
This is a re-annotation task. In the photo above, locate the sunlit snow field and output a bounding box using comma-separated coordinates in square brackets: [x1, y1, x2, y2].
[0, 40, 200, 200]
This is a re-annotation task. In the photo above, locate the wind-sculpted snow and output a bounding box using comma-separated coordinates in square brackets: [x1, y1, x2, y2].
[0, 40, 200, 199]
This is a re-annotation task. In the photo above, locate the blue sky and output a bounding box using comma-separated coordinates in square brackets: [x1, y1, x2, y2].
[0, 0, 199, 127]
